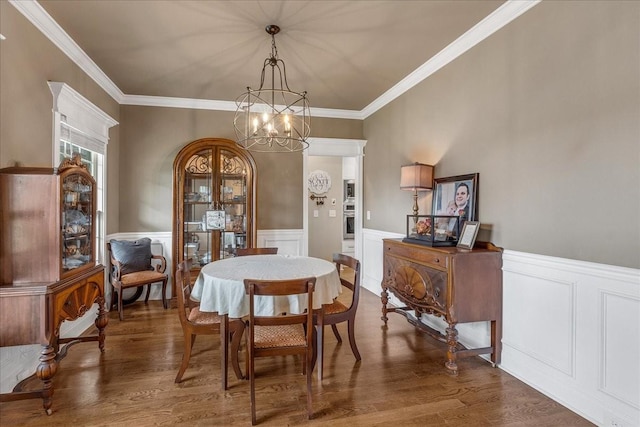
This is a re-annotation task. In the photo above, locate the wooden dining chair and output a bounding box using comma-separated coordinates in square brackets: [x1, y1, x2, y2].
[174, 260, 243, 389]
[243, 277, 317, 425]
[236, 247, 278, 256]
[318, 253, 362, 378]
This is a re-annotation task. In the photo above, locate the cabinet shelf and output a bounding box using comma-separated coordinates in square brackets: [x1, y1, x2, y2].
[63, 233, 90, 240]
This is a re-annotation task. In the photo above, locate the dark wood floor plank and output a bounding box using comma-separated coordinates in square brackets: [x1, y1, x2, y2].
[0, 290, 592, 426]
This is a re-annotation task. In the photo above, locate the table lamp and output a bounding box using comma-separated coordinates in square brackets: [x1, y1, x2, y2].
[400, 162, 434, 216]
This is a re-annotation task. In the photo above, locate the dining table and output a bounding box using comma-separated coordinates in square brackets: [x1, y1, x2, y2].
[191, 254, 343, 380]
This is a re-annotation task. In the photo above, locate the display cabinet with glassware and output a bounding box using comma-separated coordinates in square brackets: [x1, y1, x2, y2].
[0, 154, 108, 414]
[172, 138, 256, 291]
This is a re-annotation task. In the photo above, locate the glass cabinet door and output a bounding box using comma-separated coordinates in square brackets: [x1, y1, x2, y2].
[219, 148, 248, 258]
[61, 171, 94, 274]
[183, 147, 214, 267]
[173, 138, 256, 281]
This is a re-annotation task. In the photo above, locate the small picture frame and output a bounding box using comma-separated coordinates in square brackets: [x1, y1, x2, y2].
[457, 221, 480, 250]
[205, 210, 225, 230]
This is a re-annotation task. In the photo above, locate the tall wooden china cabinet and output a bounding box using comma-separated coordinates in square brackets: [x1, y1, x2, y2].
[0, 154, 108, 414]
[172, 138, 256, 295]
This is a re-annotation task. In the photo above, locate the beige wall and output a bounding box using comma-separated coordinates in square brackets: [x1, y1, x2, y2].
[118, 106, 362, 232]
[363, 1, 640, 268]
[2, 1, 638, 268]
[0, 2, 121, 233]
[308, 156, 344, 260]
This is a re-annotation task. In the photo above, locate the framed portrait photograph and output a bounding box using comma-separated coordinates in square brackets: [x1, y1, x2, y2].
[457, 221, 480, 249]
[432, 173, 479, 224]
[205, 209, 225, 230]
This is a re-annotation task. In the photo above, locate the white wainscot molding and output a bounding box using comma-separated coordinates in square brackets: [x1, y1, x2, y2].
[500, 251, 639, 427]
[360, 230, 640, 427]
[257, 229, 304, 256]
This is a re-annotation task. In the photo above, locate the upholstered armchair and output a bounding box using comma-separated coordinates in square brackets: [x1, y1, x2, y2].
[107, 238, 168, 320]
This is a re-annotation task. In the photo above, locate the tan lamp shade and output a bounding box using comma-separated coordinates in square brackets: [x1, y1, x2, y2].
[400, 163, 433, 191]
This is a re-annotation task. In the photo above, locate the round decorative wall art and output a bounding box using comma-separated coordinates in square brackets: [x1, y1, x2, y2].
[307, 170, 331, 194]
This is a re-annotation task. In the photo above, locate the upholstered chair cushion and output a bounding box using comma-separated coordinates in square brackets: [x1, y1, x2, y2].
[120, 270, 167, 286]
[110, 238, 153, 275]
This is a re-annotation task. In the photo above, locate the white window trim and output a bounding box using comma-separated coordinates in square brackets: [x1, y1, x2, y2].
[49, 82, 118, 156]
[48, 82, 118, 265]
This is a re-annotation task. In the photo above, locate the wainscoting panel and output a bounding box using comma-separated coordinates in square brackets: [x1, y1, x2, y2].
[501, 251, 640, 426]
[600, 290, 639, 409]
[361, 229, 640, 427]
[361, 228, 403, 307]
[256, 229, 304, 256]
[502, 269, 576, 376]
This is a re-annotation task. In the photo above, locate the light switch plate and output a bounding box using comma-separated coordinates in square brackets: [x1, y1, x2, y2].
[329, 210, 336, 217]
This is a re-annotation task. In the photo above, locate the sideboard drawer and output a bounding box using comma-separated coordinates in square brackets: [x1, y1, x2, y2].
[384, 240, 449, 269]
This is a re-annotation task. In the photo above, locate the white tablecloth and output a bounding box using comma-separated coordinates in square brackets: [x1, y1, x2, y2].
[191, 255, 342, 318]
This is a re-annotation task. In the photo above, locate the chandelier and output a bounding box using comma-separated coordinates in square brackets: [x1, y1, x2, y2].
[234, 25, 310, 153]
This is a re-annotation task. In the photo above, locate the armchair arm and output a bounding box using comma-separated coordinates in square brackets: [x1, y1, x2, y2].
[109, 254, 123, 282]
[152, 254, 167, 273]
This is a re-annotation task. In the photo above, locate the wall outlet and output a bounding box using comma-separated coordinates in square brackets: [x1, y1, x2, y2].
[313, 210, 319, 218]
[329, 209, 336, 217]
[604, 412, 628, 427]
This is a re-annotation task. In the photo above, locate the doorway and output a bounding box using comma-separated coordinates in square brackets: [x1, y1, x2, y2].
[302, 138, 366, 261]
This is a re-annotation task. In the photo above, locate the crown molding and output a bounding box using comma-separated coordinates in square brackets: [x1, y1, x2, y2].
[12, 0, 539, 121]
[120, 94, 237, 112]
[306, 137, 367, 157]
[121, 94, 364, 120]
[309, 107, 365, 120]
[361, 0, 541, 119]
[10, 0, 125, 103]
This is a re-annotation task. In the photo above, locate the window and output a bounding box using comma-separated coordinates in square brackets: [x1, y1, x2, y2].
[49, 82, 118, 266]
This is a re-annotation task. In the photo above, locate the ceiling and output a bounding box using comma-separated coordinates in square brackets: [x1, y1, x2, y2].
[34, 0, 509, 114]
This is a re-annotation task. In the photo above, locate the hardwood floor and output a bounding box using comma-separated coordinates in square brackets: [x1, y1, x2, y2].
[0, 290, 592, 426]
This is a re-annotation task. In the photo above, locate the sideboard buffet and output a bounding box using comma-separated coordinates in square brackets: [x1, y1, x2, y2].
[0, 155, 108, 414]
[381, 238, 503, 374]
